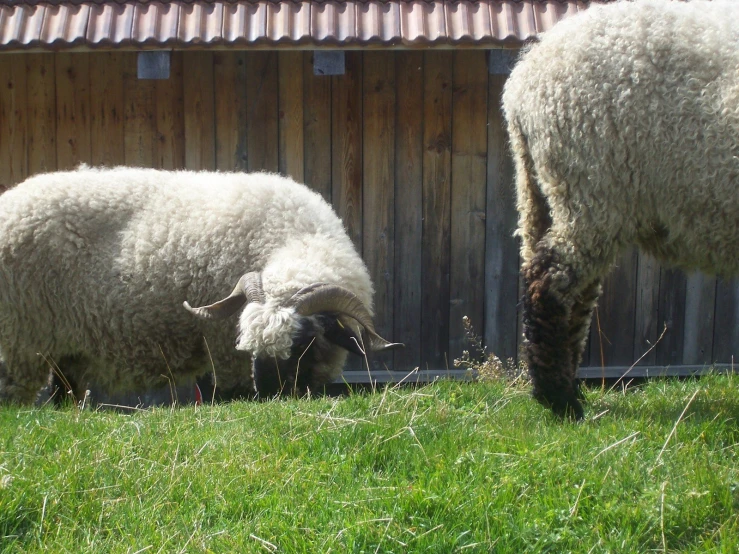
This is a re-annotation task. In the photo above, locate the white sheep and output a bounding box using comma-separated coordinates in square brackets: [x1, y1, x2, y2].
[502, 0, 739, 418]
[0, 166, 400, 405]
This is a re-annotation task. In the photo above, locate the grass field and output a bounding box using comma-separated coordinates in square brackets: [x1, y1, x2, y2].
[1, 374, 738, 553]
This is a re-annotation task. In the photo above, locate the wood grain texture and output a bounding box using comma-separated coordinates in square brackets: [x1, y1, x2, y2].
[656, 268, 688, 365]
[183, 51, 215, 170]
[156, 51, 185, 170]
[484, 73, 519, 361]
[25, 54, 57, 178]
[278, 51, 305, 182]
[89, 52, 124, 167]
[246, 51, 279, 173]
[0, 55, 28, 190]
[393, 51, 424, 371]
[449, 51, 488, 362]
[213, 51, 247, 172]
[331, 51, 363, 254]
[421, 51, 453, 371]
[303, 52, 332, 201]
[588, 248, 638, 367]
[363, 51, 396, 372]
[55, 52, 91, 171]
[123, 52, 155, 167]
[713, 278, 739, 364]
[633, 252, 662, 365]
[682, 271, 717, 365]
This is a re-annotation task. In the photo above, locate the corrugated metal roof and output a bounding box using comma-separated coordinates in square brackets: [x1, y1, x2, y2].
[0, 1, 592, 51]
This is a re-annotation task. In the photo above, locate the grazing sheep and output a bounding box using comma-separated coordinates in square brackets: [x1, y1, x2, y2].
[502, 0, 739, 418]
[0, 166, 400, 405]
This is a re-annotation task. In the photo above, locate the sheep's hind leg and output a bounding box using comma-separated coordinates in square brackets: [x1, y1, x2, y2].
[522, 244, 591, 419]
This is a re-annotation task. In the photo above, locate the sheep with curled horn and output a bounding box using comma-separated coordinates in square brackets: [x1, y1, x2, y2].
[0, 165, 401, 405]
[502, 0, 739, 419]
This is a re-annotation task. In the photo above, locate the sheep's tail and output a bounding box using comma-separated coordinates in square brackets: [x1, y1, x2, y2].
[506, 117, 550, 266]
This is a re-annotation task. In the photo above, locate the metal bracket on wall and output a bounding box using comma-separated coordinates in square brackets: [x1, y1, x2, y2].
[488, 49, 518, 76]
[313, 51, 346, 76]
[137, 51, 171, 80]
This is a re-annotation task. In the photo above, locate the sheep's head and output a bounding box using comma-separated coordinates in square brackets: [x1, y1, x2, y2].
[184, 273, 402, 398]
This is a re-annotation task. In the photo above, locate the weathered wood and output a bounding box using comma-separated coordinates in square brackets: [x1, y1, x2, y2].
[0, 55, 28, 190]
[55, 52, 91, 170]
[122, 52, 155, 167]
[25, 54, 57, 177]
[278, 51, 305, 182]
[713, 278, 739, 364]
[303, 52, 332, 201]
[449, 51, 488, 362]
[363, 51, 396, 372]
[214, 51, 247, 171]
[421, 51, 453, 371]
[331, 51, 363, 254]
[89, 52, 124, 167]
[588, 248, 638, 367]
[633, 252, 661, 365]
[393, 51, 424, 371]
[183, 51, 216, 170]
[484, 73, 520, 361]
[682, 271, 717, 365]
[342, 363, 738, 384]
[656, 267, 688, 365]
[246, 51, 279, 173]
[156, 51, 185, 170]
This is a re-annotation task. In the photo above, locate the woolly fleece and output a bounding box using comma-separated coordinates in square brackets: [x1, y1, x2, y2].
[0, 166, 373, 403]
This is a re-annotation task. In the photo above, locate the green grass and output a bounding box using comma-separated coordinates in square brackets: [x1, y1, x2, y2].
[1, 375, 738, 553]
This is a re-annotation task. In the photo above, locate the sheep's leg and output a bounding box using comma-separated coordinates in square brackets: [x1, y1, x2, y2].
[522, 245, 589, 419]
[0, 352, 50, 405]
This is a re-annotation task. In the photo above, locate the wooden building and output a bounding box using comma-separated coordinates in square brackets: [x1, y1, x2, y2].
[0, 0, 736, 390]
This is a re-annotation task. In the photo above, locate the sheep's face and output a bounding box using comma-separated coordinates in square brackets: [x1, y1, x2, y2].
[183, 273, 402, 400]
[251, 313, 361, 398]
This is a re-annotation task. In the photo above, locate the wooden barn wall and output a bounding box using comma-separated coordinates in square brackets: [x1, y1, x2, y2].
[0, 50, 737, 377]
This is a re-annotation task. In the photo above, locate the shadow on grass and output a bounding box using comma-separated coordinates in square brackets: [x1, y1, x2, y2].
[584, 377, 739, 426]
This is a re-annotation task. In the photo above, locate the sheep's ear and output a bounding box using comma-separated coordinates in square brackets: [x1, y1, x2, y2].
[323, 315, 366, 356]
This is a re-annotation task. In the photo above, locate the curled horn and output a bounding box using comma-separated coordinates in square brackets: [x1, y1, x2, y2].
[184, 272, 265, 320]
[287, 284, 403, 352]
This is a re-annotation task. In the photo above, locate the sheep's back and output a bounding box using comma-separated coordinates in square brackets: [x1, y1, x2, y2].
[503, 0, 739, 276]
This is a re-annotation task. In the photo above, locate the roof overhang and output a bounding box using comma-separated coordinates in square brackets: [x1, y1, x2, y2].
[0, 0, 594, 52]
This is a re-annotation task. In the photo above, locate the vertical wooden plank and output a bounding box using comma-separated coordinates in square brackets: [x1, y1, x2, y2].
[363, 51, 396, 372]
[303, 53, 332, 201]
[246, 51, 279, 173]
[278, 51, 304, 182]
[0, 55, 28, 190]
[682, 271, 716, 365]
[421, 51, 453, 371]
[214, 51, 247, 172]
[484, 72, 519, 361]
[393, 51, 424, 371]
[656, 268, 688, 365]
[89, 52, 125, 167]
[25, 54, 57, 178]
[122, 52, 156, 167]
[156, 51, 185, 170]
[183, 51, 216, 170]
[713, 278, 739, 364]
[633, 252, 661, 365]
[588, 248, 638, 367]
[449, 51, 488, 361]
[56, 53, 91, 170]
[331, 51, 363, 253]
